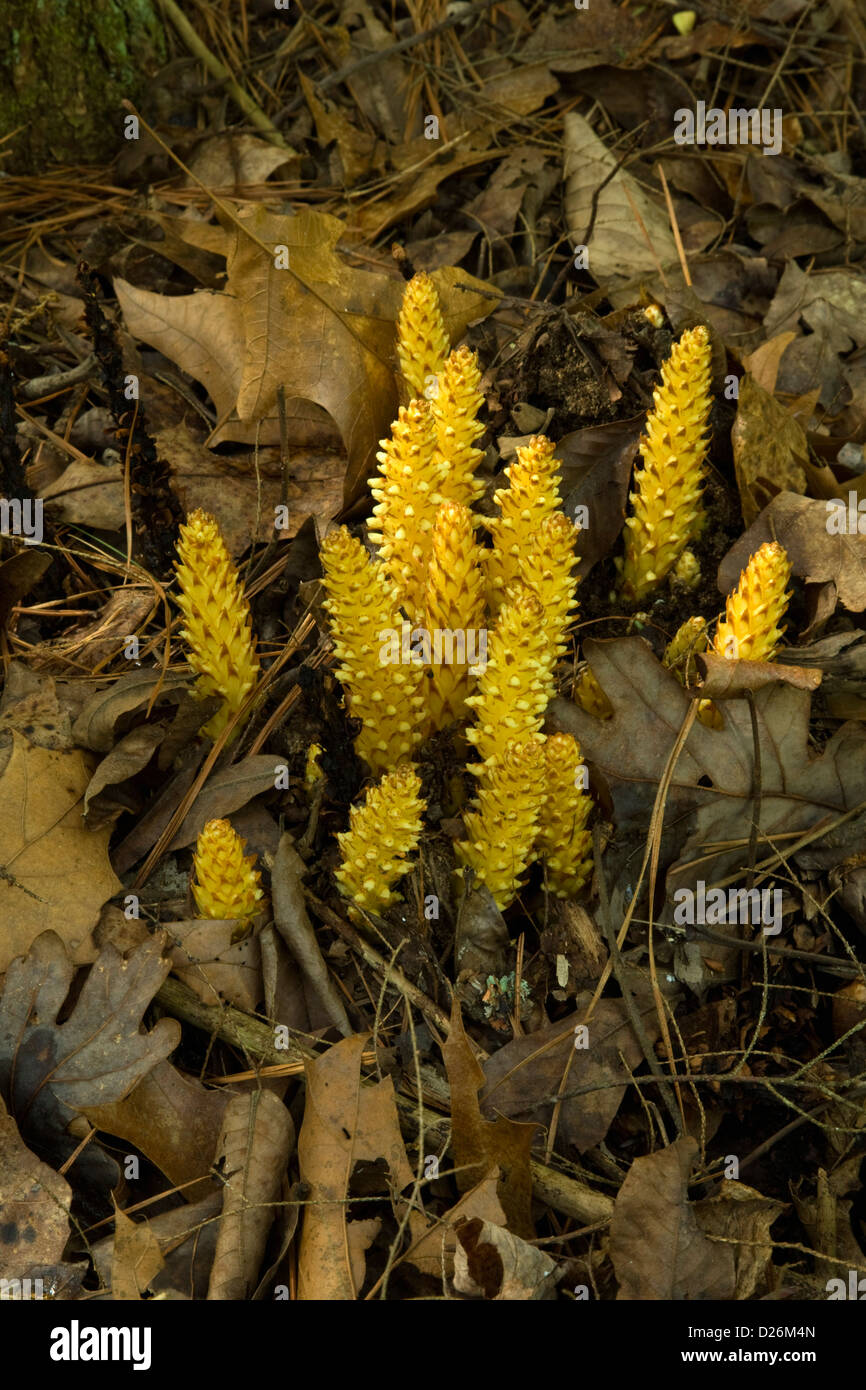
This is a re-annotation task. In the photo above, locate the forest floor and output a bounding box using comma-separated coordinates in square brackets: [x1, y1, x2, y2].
[1, 0, 866, 1310]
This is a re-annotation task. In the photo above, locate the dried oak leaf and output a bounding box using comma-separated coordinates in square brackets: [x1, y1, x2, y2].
[0, 1092, 72, 1279]
[548, 636, 866, 908]
[611, 1136, 735, 1300]
[719, 491, 866, 613]
[480, 995, 660, 1154]
[0, 931, 179, 1198]
[0, 734, 123, 973]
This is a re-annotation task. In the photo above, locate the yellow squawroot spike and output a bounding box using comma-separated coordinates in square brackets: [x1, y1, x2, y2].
[464, 584, 553, 770]
[424, 500, 487, 731]
[320, 526, 427, 773]
[618, 325, 712, 603]
[664, 616, 708, 687]
[174, 509, 261, 741]
[430, 346, 485, 508]
[368, 398, 445, 622]
[192, 818, 264, 940]
[518, 510, 580, 665]
[485, 435, 564, 613]
[396, 272, 450, 401]
[335, 763, 425, 914]
[536, 734, 593, 898]
[456, 737, 546, 910]
[574, 666, 612, 720]
[713, 541, 792, 662]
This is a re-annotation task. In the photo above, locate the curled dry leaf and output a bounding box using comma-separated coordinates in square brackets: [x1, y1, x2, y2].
[719, 491, 866, 613]
[110, 1203, 165, 1301]
[0, 931, 180, 1199]
[558, 415, 643, 580]
[271, 832, 352, 1037]
[442, 998, 536, 1237]
[693, 650, 821, 699]
[0, 733, 122, 973]
[167, 756, 290, 851]
[83, 723, 165, 825]
[207, 1091, 295, 1301]
[297, 1033, 426, 1300]
[72, 669, 191, 754]
[453, 1216, 558, 1300]
[610, 1137, 736, 1300]
[693, 1180, 784, 1300]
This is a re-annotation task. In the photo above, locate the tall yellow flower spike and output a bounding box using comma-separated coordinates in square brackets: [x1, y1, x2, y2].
[456, 737, 546, 910]
[485, 435, 564, 613]
[424, 500, 487, 731]
[174, 509, 261, 741]
[368, 398, 445, 621]
[320, 526, 426, 773]
[396, 272, 450, 401]
[536, 734, 593, 898]
[713, 541, 792, 662]
[192, 818, 264, 941]
[517, 510, 580, 665]
[618, 325, 713, 603]
[335, 763, 425, 915]
[430, 346, 485, 507]
[464, 585, 553, 770]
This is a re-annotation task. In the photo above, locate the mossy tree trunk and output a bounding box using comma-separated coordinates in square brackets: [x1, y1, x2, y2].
[0, 0, 165, 173]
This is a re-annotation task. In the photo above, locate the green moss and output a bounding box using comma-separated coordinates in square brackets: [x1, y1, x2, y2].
[0, 0, 166, 173]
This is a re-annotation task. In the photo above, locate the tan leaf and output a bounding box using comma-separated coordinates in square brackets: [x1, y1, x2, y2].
[207, 1091, 295, 1299]
[0, 1093, 72, 1279]
[0, 734, 123, 971]
[694, 1180, 784, 1300]
[610, 1137, 736, 1299]
[731, 376, 809, 526]
[111, 1203, 165, 1300]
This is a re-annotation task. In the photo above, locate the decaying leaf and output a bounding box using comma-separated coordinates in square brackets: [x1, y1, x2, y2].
[0, 733, 123, 972]
[208, 1091, 295, 1300]
[453, 1216, 558, 1300]
[0, 1093, 72, 1280]
[610, 1137, 736, 1299]
[0, 931, 180, 1196]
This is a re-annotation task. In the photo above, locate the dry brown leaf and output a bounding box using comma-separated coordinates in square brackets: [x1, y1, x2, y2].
[719, 491, 866, 613]
[0, 662, 74, 751]
[0, 1093, 72, 1281]
[83, 724, 165, 823]
[480, 996, 661, 1154]
[694, 650, 821, 699]
[557, 415, 643, 580]
[71, 670, 191, 753]
[549, 636, 866, 910]
[84, 1060, 228, 1203]
[90, 1191, 221, 1300]
[564, 111, 677, 281]
[0, 733, 122, 972]
[297, 1032, 425, 1299]
[442, 998, 537, 1236]
[405, 1172, 506, 1283]
[166, 918, 263, 1011]
[610, 1137, 736, 1299]
[453, 1216, 558, 1300]
[208, 1091, 295, 1300]
[693, 1180, 784, 1300]
[731, 376, 809, 526]
[167, 755, 289, 850]
[0, 931, 179, 1199]
[111, 1203, 165, 1300]
[271, 833, 351, 1036]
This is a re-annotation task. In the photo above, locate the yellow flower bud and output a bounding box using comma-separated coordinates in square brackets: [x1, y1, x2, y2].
[191, 818, 264, 940]
[465, 585, 553, 769]
[456, 737, 546, 910]
[485, 435, 564, 613]
[424, 500, 487, 731]
[713, 541, 792, 663]
[536, 734, 593, 898]
[174, 510, 261, 742]
[368, 398, 445, 621]
[396, 272, 450, 401]
[335, 763, 425, 914]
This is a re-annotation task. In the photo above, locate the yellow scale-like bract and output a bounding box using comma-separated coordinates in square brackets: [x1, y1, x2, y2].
[536, 734, 593, 898]
[368, 398, 445, 622]
[664, 615, 708, 687]
[485, 436, 563, 613]
[518, 510, 580, 664]
[174, 509, 261, 740]
[618, 325, 712, 603]
[573, 666, 612, 720]
[713, 541, 791, 662]
[456, 738, 546, 910]
[396, 272, 450, 401]
[320, 526, 426, 773]
[431, 346, 485, 507]
[424, 500, 487, 731]
[464, 585, 553, 769]
[192, 818, 264, 939]
[335, 763, 426, 914]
